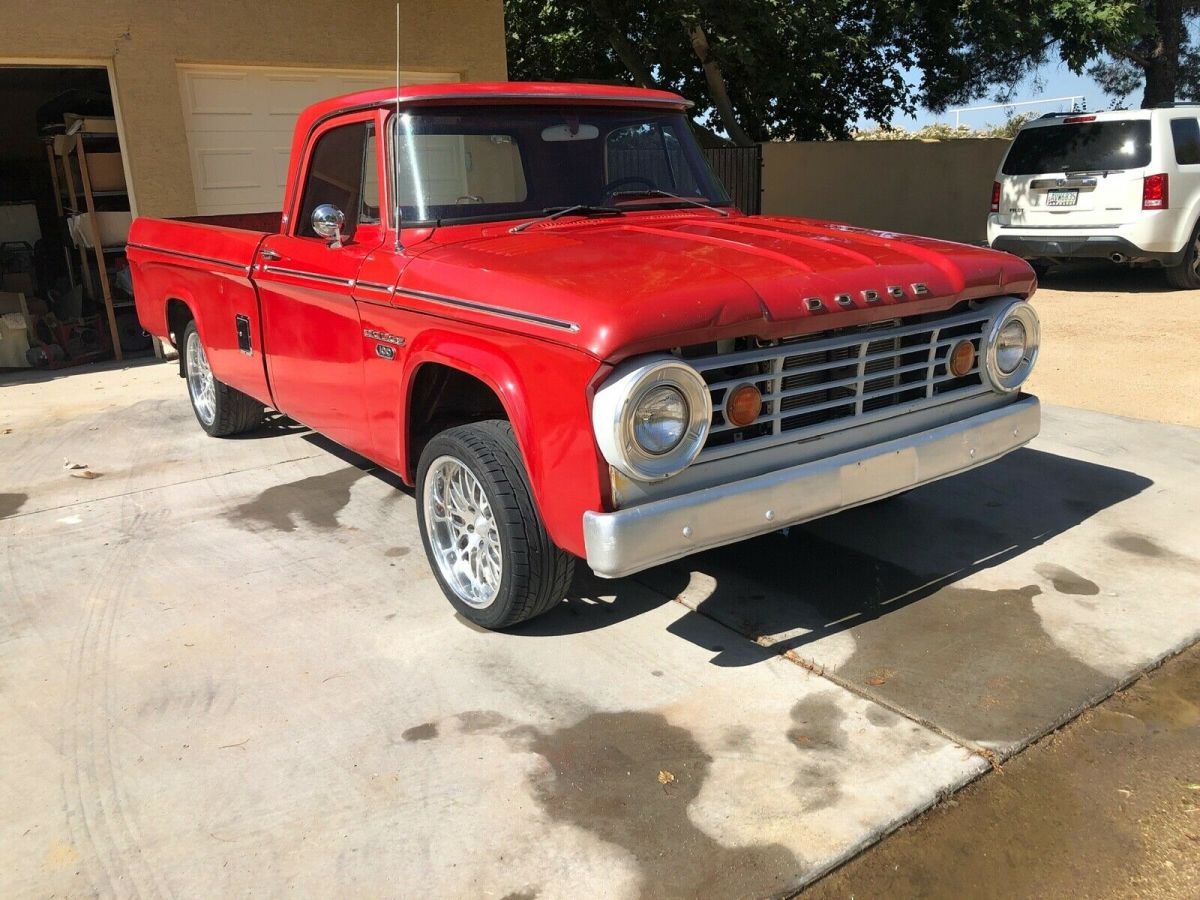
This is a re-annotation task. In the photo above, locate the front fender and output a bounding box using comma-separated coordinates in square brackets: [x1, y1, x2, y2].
[400, 327, 607, 558]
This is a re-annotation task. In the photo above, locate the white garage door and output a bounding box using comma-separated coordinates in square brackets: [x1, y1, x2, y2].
[177, 64, 460, 216]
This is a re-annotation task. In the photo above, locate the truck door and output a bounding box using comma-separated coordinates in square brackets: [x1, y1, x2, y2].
[255, 114, 383, 451]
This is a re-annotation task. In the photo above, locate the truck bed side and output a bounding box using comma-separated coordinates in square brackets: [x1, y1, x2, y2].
[128, 216, 276, 408]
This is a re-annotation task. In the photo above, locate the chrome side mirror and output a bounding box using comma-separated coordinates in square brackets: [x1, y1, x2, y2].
[312, 204, 346, 248]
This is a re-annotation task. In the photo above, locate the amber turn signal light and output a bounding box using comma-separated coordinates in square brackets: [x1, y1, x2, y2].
[725, 383, 763, 427]
[948, 340, 976, 377]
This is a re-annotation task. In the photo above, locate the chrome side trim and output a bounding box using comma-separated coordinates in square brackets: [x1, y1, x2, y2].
[583, 396, 1040, 578]
[261, 265, 355, 287]
[355, 280, 396, 294]
[394, 287, 581, 333]
[126, 242, 251, 275]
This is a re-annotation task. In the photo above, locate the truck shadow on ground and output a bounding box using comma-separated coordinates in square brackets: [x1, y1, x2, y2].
[516, 447, 1151, 650]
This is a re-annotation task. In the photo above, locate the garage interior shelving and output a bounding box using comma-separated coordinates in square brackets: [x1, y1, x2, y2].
[45, 126, 128, 361]
[0, 64, 151, 371]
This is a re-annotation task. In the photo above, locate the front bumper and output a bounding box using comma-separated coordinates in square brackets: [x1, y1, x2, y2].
[583, 396, 1040, 578]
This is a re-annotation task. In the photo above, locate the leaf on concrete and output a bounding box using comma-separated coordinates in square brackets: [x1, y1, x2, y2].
[657, 770, 675, 785]
[865, 667, 895, 687]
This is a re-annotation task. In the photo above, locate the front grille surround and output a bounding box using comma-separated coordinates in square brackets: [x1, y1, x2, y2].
[688, 306, 996, 463]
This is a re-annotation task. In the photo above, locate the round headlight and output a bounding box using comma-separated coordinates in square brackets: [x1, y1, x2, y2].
[983, 300, 1039, 393]
[995, 320, 1027, 374]
[592, 356, 713, 481]
[632, 385, 688, 454]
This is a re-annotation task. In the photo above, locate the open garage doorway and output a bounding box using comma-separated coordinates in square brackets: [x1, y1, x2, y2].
[0, 63, 148, 372]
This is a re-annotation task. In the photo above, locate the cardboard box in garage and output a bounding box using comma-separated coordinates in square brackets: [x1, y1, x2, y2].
[64, 113, 117, 135]
[68, 211, 132, 249]
[86, 153, 127, 192]
[1, 272, 35, 297]
[0, 313, 32, 368]
[0, 291, 34, 367]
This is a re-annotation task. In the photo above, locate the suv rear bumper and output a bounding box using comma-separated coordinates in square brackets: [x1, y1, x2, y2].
[582, 396, 1040, 579]
[991, 234, 1186, 266]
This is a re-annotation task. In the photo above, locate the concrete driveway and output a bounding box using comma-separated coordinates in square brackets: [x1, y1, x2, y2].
[2, 360, 1198, 898]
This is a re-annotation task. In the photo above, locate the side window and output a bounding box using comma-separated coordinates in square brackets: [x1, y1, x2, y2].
[297, 121, 375, 238]
[1171, 118, 1200, 166]
[361, 123, 381, 224]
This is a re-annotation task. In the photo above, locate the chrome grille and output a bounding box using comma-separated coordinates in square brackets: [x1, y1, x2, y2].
[690, 308, 993, 462]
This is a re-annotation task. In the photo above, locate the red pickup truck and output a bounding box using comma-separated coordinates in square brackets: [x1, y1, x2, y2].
[129, 81, 1041, 629]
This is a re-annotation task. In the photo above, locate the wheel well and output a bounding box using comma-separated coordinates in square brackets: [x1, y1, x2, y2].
[166, 299, 193, 376]
[408, 363, 508, 473]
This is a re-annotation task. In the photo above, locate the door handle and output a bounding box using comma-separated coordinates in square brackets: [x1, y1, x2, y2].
[260, 248, 281, 261]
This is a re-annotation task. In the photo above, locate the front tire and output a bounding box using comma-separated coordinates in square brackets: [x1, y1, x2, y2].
[1165, 224, 1200, 290]
[181, 321, 264, 436]
[416, 420, 574, 629]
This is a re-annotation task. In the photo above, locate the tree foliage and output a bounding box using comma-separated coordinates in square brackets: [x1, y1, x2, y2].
[504, 1, 1200, 145]
[915, 1, 1200, 111]
[506, 1, 920, 143]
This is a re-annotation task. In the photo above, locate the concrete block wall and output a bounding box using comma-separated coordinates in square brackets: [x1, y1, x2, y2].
[762, 139, 1012, 244]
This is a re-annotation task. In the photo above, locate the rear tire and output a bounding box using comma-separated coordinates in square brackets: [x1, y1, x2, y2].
[416, 420, 574, 629]
[181, 321, 264, 437]
[1165, 225, 1200, 290]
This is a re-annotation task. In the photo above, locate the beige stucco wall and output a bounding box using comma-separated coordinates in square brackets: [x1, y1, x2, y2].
[0, 0, 507, 217]
[762, 139, 1012, 244]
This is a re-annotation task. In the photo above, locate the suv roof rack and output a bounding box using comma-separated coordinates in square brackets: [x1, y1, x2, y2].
[1154, 101, 1200, 108]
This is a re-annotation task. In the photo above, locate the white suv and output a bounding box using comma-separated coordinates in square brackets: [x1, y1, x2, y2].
[987, 104, 1200, 288]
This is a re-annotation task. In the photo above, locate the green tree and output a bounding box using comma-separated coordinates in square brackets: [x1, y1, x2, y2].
[504, 1, 1200, 145]
[906, 1, 1199, 111]
[505, 1, 921, 144]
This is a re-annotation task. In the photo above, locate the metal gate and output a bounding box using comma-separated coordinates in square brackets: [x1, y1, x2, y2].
[703, 145, 763, 215]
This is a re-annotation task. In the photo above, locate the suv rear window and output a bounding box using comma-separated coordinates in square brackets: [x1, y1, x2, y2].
[1171, 118, 1200, 165]
[1002, 120, 1152, 174]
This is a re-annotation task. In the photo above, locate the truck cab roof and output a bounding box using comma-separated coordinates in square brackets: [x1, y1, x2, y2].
[296, 81, 692, 138]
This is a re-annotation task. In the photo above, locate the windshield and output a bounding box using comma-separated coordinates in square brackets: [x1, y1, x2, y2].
[389, 105, 731, 225]
[1003, 120, 1152, 175]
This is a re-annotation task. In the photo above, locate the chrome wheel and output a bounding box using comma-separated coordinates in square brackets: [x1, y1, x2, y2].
[186, 329, 216, 427]
[422, 455, 503, 608]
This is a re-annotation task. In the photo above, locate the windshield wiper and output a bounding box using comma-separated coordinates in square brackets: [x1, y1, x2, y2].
[608, 189, 732, 217]
[509, 205, 623, 234]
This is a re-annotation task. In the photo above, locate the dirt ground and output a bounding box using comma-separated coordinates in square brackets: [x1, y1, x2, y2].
[804, 642, 1200, 900]
[1025, 262, 1200, 428]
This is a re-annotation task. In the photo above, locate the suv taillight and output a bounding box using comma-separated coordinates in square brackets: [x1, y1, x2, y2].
[990, 181, 1001, 213]
[1143, 173, 1169, 210]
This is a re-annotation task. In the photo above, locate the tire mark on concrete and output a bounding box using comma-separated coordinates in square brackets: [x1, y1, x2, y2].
[62, 495, 172, 897]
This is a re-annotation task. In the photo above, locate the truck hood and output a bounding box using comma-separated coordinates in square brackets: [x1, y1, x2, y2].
[398, 212, 1035, 361]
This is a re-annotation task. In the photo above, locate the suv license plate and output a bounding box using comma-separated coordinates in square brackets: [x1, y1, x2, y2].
[1046, 189, 1079, 207]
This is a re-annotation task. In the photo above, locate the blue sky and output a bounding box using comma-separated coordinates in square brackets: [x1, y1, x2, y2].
[860, 63, 1124, 131]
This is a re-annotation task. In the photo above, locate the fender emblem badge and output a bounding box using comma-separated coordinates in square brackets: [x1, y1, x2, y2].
[375, 344, 396, 360]
[363, 328, 405, 347]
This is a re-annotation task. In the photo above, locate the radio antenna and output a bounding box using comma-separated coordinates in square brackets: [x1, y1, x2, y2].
[393, 1, 401, 251]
